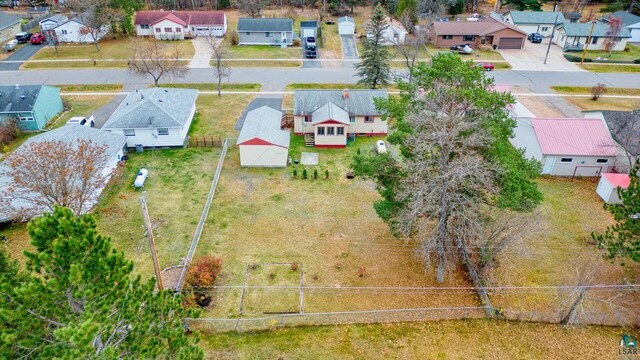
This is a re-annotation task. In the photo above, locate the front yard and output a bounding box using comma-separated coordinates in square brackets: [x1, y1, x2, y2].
[583, 43, 640, 61]
[550, 86, 640, 111]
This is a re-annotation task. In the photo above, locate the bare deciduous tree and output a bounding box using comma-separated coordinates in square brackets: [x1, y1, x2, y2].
[0, 140, 110, 219]
[202, 36, 232, 96]
[234, 0, 268, 17]
[395, 22, 431, 79]
[65, 0, 122, 52]
[128, 38, 190, 86]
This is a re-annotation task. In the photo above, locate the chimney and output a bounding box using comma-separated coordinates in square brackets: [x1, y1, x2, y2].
[14, 84, 19, 90]
[342, 89, 350, 99]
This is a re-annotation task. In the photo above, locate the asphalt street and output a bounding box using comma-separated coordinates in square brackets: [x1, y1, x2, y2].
[1, 68, 639, 92]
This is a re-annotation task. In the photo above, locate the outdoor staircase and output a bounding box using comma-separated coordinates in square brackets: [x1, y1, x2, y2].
[304, 133, 315, 147]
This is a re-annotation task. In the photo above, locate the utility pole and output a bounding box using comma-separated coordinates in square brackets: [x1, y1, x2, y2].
[544, 14, 559, 64]
[140, 193, 164, 291]
[581, 20, 597, 65]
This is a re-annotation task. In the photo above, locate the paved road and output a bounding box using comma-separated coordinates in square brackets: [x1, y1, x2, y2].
[0, 43, 43, 71]
[1, 68, 639, 92]
[340, 35, 358, 59]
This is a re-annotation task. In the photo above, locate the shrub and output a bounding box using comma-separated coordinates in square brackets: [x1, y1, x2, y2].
[0, 118, 20, 149]
[185, 256, 222, 308]
[228, 30, 239, 46]
[302, 168, 308, 179]
[290, 262, 299, 271]
[313, 169, 318, 179]
[357, 266, 367, 278]
[563, 54, 592, 62]
[293, 168, 298, 178]
[325, 169, 329, 179]
[292, 38, 301, 47]
[591, 83, 607, 101]
[634, 59, 640, 64]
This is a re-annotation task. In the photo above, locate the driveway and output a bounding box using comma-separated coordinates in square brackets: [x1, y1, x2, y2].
[498, 38, 585, 72]
[188, 37, 213, 69]
[235, 97, 283, 131]
[340, 35, 358, 59]
[302, 37, 320, 69]
[0, 43, 43, 71]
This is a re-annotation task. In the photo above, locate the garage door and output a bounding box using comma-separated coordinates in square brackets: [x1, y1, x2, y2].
[498, 37, 523, 49]
[302, 28, 315, 38]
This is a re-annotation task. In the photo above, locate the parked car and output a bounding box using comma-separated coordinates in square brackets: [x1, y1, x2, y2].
[30, 33, 46, 45]
[527, 33, 543, 43]
[2, 39, 18, 52]
[450, 44, 473, 54]
[134, 169, 149, 188]
[324, 18, 335, 24]
[15, 32, 32, 43]
[305, 49, 317, 58]
[466, 13, 481, 22]
[477, 62, 495, 71]
[66, 115, 95, 127]
[305, 36, 316, 47]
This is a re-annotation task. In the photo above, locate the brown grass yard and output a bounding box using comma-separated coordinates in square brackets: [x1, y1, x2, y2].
[551, 86, 640, 95]
[94, 148, 219, 278]
[31, 38, 194, 60]
[563, 96, 640, 112]
[191, 94, 255, 139]
[579, 64, 640, 73]
[161, 83, 261, 92]
[220, 59, 302, 68]
[201, 320, 639, 359]
[58, 84, 124, 92]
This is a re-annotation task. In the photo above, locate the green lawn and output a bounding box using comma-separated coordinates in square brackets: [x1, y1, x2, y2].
[226, 45, 301, 59]
[551, 86, 640, 111]
[200, 320, 638, 359]
[191, 94, 255, 138]
[583, 43, 640, 61]
[31, 38, 195, 60]
[220, 59, 302, 68]
[161, 83, 261, 92]
[579, 64, 640, 73]
[551, 86, 640, 95]
[58, 84, 124, 92]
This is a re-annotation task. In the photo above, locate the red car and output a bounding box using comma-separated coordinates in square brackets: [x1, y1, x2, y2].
[477, 62, 495, 71]
[30, 33, 46, 45]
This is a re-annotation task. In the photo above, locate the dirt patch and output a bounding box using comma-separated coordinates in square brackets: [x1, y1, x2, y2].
[515, 88, 568, 118]
[161, 265, 185, 290]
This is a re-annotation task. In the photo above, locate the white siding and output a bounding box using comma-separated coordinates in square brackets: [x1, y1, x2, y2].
[135, 24, 154, 37]
[239, 144, 288, 167]
[596, 176, 622, 204]
[314, 125, 347, 147]
[110, 127, 184, 147]
[151, 19, 187, 40]
[54, 21, 108, 43]
[294, 115, 387, 135]
[338, 21, 355, 35]
[544, 155, 616, 176]
[554, 28, 629, 51]
[631, 27, 640, 42]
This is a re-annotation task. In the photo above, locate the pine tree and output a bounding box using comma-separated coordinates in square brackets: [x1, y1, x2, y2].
[355, 3, 391, 89]
[593, 161, 640, 263]
[0, 207, 204, 358]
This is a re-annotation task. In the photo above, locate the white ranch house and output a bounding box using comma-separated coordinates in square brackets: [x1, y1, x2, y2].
[102, 88, 197, 148]
[293, 89, 388, 148]
[50, 18, 109, 43]
[134, 10, 227, 39]
[552, 21, 631, 51]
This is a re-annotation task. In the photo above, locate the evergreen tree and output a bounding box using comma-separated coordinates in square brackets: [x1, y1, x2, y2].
[396, 0, 417, 19]
[355, 3, 391, 89]
[501, 0, 547, 11]
[593, 161, 640, 263]
[0, 207, 204, 359]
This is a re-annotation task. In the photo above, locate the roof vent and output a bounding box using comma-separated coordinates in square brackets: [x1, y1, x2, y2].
[164, 89, 168, 92]
[158, 99, 163, 102]
[342, 89, 350, 99]
[14, 84, 19, 90]
[20, 95, 26, 100]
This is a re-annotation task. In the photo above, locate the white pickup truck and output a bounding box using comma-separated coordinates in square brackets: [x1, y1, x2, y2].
[67, 115, 95, 127]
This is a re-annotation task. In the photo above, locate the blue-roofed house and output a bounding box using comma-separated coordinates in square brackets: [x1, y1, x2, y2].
[552, 21, 631, 51]
[237, 18, 294, 45]
[0, 85, 63, 131]
[599, 10, 640, 42]
[102, 87, 198, 148]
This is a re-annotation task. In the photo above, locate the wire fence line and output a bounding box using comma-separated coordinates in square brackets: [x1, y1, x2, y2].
[175, 138, 230, 291]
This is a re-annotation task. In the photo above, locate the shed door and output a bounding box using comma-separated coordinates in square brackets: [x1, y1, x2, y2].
[302, 28, 315, 38]
[498, 37, 523, 49]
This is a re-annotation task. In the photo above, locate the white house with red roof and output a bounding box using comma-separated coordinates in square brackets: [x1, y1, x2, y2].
[237, 106, 290, 167]
[596, 173, 631, 204]
[134, 10, 227, 40]
[510, 117, 617, 177]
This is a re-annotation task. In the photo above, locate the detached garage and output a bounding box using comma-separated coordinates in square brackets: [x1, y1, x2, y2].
[237, 106, 290, 167]
[596, 173, 631, 204]
[338, 16, 355, 35]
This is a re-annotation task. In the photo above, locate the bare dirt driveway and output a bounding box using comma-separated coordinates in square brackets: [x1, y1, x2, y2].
[499, 38, 585, 72]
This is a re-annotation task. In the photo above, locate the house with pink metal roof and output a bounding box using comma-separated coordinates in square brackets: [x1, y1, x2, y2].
[510, 117, 618, 177]
[596, 173, 631, 204]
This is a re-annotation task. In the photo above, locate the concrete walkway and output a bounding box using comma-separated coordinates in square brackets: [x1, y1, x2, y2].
[188, 37, 213, 69]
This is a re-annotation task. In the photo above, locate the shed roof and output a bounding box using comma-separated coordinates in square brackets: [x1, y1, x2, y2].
[237, 18, 293, 32]
[135, 10, 226, 26]
[0, 11, 21, 31]
[338, 16, 354, 24]
[432, 17, 526, 36]
[600, 10, 640, 27]
[311, 102, 350, 125]
[300, 20, 319, 28]
[0, 85, 52, 114]
[599, 109, 640, 156]
[506, 10, 565, 24]
[557, 21, 631, 38]
[294, 89, 388, 116]
[602, 173, 631, 188]
[530, 118, 617, 156]
[236, 106, 289, 148]
[103, 88, 198, 129]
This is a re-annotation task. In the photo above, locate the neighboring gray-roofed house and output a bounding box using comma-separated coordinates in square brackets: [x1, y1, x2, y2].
[293, 89, 389, 148]
[0, 11, 21, 43]
[501, 10, 565, 36]
[0, 125, 127, 222]
[237, 18, 294, 45]
[103, 87, 198, 148]
[552, 21, 631, 51]
[599, 10, 640, 27]
[237, 106, 289, 167]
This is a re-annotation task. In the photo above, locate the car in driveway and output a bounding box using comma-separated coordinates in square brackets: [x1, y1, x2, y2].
[3, 39, 18, 52]
[305, 36, 316, 48]
[527, 33, 543, 43]
[30, 33, 46, 45]
[15, 32, 32, 43]
[476, 62, 494, 71]
[305, 49, 317, 58]
[67, 115, 95, 127]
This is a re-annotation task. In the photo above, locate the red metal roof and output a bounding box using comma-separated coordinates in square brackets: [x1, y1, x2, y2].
[150, 13, 187, 27]
[135, 10, 225, 26]
[530, 118, 617, 156]
[602, 173, 631, 188]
